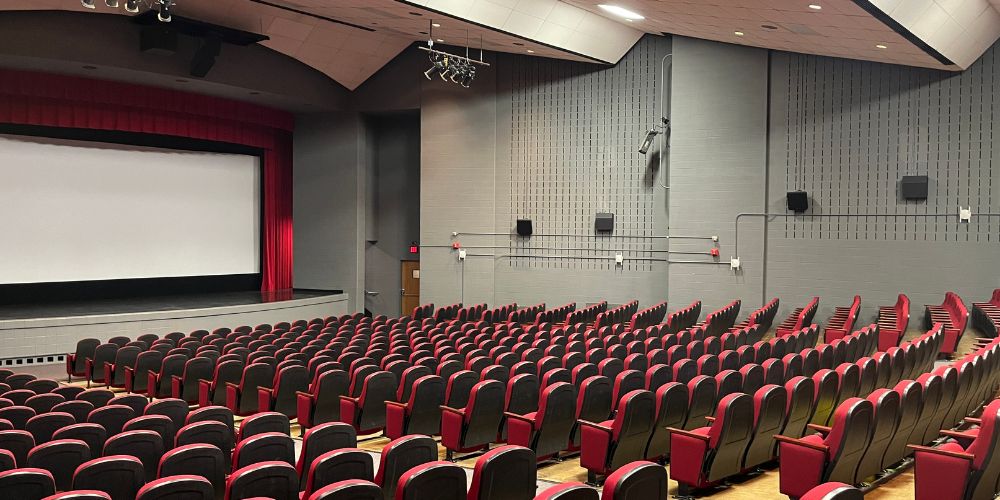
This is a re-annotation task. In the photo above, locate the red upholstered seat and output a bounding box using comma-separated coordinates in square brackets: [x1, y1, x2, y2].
[601, 461, 668, 500]
[339, 370, 396, 436]
[579, 389, 656, 484]
[467, 445, 536, 500]
[394, 461, 467, 500]
[137, 475, 214, 500]
[506, 382, 575, 461]
[147, 354, 187, 400]
[742, 384, 788, 471]
[913, 400, 1000, 500]
[385, 374, 444, 439]
[67, 339, 101, 383]
[297, 369, 350, 434]
[801, 482, 864, 500]
[777, 398, 874, 498]
[441, 380, 505, 460]
[225, 363, 275, 416]
[224, 461, 297, 500]
[197, 359, 244, 407]
[373, 435, 438, 500]
[670, 393, 754, 493]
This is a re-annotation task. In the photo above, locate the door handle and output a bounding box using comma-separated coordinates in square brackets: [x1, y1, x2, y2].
[364, 290, 379, 297]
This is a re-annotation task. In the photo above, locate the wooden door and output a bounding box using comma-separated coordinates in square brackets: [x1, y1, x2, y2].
[401, 260, 420, 316]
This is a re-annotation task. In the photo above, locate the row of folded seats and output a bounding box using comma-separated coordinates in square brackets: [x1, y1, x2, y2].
[972, 289, 1000, 339]
[481, 303, 519, 324]
[509, 304, 547, 325]
[593, 301, 640, 330]
[625, 301, 668, 332]
[776, 297, 821, 337]
[564, 301, 608, 328]
[877, 293, 910, 352]
[732, 297, 780, 333]
[535, 303, 577, 326]
[778, 325, 995, 499]
[662, 300, 702, 335]
[657, 325, 939, 496]
[926, 291, 970, 356]
[698, 300, 742, 338]
[823, 295, 861, 343]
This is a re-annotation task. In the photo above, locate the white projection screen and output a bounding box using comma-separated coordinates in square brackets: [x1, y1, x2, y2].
[0, 134, 261, 284]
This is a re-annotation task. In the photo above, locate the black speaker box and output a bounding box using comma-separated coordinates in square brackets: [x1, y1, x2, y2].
[516, 219, 533, 237]
[901, 176, 929, 200]
[595, 213, 615, 233]
[787, 191, 809, 213]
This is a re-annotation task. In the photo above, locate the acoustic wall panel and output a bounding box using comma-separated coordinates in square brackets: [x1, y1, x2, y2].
[505, 36, 663, 271]
[780, 47, 1000, 242]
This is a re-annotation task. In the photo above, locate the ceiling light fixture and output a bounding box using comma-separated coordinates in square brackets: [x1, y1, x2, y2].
[598, 5, 645, 20]
[157, 0, 173, 22]
[875, 44, 887, 49]
[81, 0, 96, 8]
[124, 0, 139, 13]
[734, 31, 744, 36]
[82, 0, 171, 21]
[432, 23, 441, 27]
[527, 49, 535, 53]
[105, 0, 118, 7]
[808, 4, 822, 9]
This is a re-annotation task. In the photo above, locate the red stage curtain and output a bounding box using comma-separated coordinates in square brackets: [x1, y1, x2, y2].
[0, 69, 294, 291]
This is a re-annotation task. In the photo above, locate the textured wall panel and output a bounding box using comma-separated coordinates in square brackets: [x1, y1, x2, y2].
[506, 37, 662, 272]
[781, 48, 1000, 242]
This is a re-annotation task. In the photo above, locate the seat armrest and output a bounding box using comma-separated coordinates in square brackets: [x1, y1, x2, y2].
[775, 435, 828, 452]
[668, 427, 710, 441]
[439, 405, 465, 416]
[704, 416, 715, 423]
[386, 401, 408, 409]
[909, 444, 974, 460]
[964, 417, 983, 425]
[577, 419, 611, 433]
[340, 395, 360, 404]
[807, 423, 832, 434]
[225, 382, 241, 391]
[940, 430, 976, 439]
[295, 391, 313, 399]
[504, 412, 533, 424]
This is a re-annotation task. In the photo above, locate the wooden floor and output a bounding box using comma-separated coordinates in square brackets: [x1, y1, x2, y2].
[45, 322, 988, 498]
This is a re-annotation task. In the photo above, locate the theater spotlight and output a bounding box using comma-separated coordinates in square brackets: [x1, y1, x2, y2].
[157, 0, 173, 22]
[81, 0, 96, 8]
[424, 53, 446, 80]
[417, 21, 489, 88]
[105, 0, 119, 7]
[124, 0, 140, 13]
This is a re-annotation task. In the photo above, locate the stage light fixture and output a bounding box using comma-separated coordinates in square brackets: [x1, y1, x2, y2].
[417, 20, 488, 88]
[124, 0, 139, 13]
[157, 0, 173, 22]
[105, 0, 119, 7]
[81, 0, 96, 8]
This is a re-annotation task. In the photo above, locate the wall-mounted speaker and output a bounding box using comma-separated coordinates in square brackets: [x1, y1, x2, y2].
[516, 219, 533, 237]
[901, 176, 929, 200]
[595, 213, 615, 233]
[787, 191, 809, 213]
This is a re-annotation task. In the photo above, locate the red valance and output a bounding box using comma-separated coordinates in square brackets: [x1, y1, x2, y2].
[0, 68, 294, 291]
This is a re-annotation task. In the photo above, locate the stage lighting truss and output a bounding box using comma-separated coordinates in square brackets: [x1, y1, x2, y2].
[419, 21, 489, 88]
[82, 0, 172, 21]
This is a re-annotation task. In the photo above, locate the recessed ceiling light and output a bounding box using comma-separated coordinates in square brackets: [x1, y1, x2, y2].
[527, 49, 535, 53]
[734, 31, 744, 36]
[808, 4, 822, 9]
[436, 39, 444, 43]
[432, 23, 440, 27]
[875, 44, 887, 49]
[598, 4, 645, 20]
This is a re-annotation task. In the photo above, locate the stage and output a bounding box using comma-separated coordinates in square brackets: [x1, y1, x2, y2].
[0, 289, 349, 361]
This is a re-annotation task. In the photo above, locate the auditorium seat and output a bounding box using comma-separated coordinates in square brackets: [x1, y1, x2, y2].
[810, 370, 839, 426]
[225, 363, 274, 416]
[26, 412, 75, 445]
[0, 406, 37, 430]
[103, 346, 141, 390]
[237, 412, 289, 442]
[157, 443, 227, 498]
[801, 482, 864, 500]
[683, 375, 717, 430]
[441, 379, 505, 460]
[912, 400, 1000, 500]
[602, 461, 668, 500]
[27, 438, 92, 491]
[467, 445, 537, 500]
[71, 455, 144, 500]
[777, 398, 874, 498]
[580, 389, 656, 484]
[854, 388, 901, 481]
[257, 365, 309, 417]
[644, 382, 687, 462]
[88, 404, 135, 436]
[225, 461, 298, 500]
[297, 369, 350, 435]
[103, 429, 163, 481]
[306, 480, 382, 500]
[506, 381, 575, 461]
[395, 461, 467, 500]
[296, 422, 358, 489]
[534, 483, 598, 500]
[85, 344, 119, 388]
[197, 360, 244, 407]
[175, 421, 234, 471]
[144, 398, 190, 437]
[373, 435, 437, 500]
[878, 294, 910, 352]
[0, 468, 56, 499]
[67, 339, 101, 383]
[670, 394, 753, 494]
[147, 354, 188, 400]
[137, 475, 214, 500]
[824, 296, 862, 343]
[339, 370, 395, 436]
[569, 376, 612, 451]
[76, 389, 115, 409]
[385, 375, 444, 440]
[0, 429, 35, 465]
[925, 292, 969, 356]
[232, 432, 295, 471]
[742, 384, 788, 471]
[883, 379, 922, 467]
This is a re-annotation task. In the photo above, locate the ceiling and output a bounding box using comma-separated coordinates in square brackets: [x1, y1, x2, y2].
[2, 0, 999, 90]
